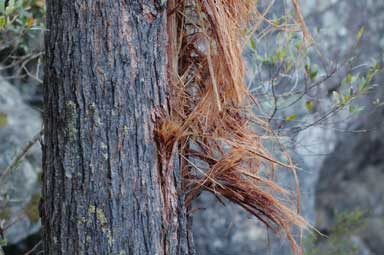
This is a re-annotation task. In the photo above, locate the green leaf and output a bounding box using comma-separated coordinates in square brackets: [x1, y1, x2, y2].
[347, 73, 353, 84]
[305, 100, 314, 112]
[276, 48, 286, 61]
[5, 6, 15, 16]
[349, 105, 365, 115]
[341, 94, 351, 105]
[367, 71, 373, 81]
[0, 112, 7, 127]
[262, 52, 270, 65]
[309, 70, 318, 81]
[272, 18, 279, 27]
[359, 78, 368, 92]
[356, 26, 365, 41]
[0, 15, 5, 29]
[26, 16, 34, 27]
[305, 64, 318, 80]
[0, 237, 7, 247]
[285, 61, 293, 72]
[305, 63, 310, 74]
[286, 114, 298, 122]
[249, 37, 256, 50]
[4, 0, 16, 16]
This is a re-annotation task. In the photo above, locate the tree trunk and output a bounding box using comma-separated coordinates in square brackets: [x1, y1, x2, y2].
[41, 1, 193, 254]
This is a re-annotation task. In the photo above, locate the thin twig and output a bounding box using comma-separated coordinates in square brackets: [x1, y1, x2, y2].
[24, 240, 42, 255]
[0, 129, 43, 183]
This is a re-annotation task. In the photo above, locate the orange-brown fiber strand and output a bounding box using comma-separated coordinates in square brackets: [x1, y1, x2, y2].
[161, 0, 311, 254]
[292, 0, 313, 45]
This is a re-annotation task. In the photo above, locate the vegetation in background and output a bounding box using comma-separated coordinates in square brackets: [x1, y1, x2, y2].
[0, 0, 45, 82]
[305, 209, 366, 255]
[247, 20, 382, 137]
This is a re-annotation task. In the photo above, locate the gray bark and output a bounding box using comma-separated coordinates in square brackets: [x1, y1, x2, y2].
[41, 1, 193, 254]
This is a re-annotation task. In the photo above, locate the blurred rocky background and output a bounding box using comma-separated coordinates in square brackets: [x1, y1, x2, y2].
[194, 0, 384, 254]
[0, 0, 383, 254]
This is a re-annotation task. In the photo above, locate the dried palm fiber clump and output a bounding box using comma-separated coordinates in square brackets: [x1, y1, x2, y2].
[157, 0, 312, 253]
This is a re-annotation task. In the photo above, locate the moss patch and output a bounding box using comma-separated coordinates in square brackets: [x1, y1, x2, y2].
[65, 100, 78, 142]
[24, 193, 41, 223]
[88, 205, 113, 247]
[0, 112, 8, 128]
[0, 208, 11, 221]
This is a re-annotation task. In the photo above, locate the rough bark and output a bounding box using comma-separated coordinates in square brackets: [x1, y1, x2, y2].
[41, 1, 193, 254]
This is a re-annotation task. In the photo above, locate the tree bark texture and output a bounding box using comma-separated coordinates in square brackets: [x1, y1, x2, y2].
[42, 1, 193, 254]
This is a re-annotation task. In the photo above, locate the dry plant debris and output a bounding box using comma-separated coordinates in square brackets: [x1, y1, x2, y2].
[156, 0, 313, 253]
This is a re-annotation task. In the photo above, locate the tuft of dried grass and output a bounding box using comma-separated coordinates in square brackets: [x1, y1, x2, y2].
[158, 0, 313, 253]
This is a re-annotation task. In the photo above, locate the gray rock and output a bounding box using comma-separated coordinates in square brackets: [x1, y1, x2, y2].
[309, 0, 384, 254]
[0, 76, 42, 244]
[316, 107, 384, 255]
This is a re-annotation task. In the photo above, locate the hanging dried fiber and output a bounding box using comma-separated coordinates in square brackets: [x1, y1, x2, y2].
[156, 1, 313, 253]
